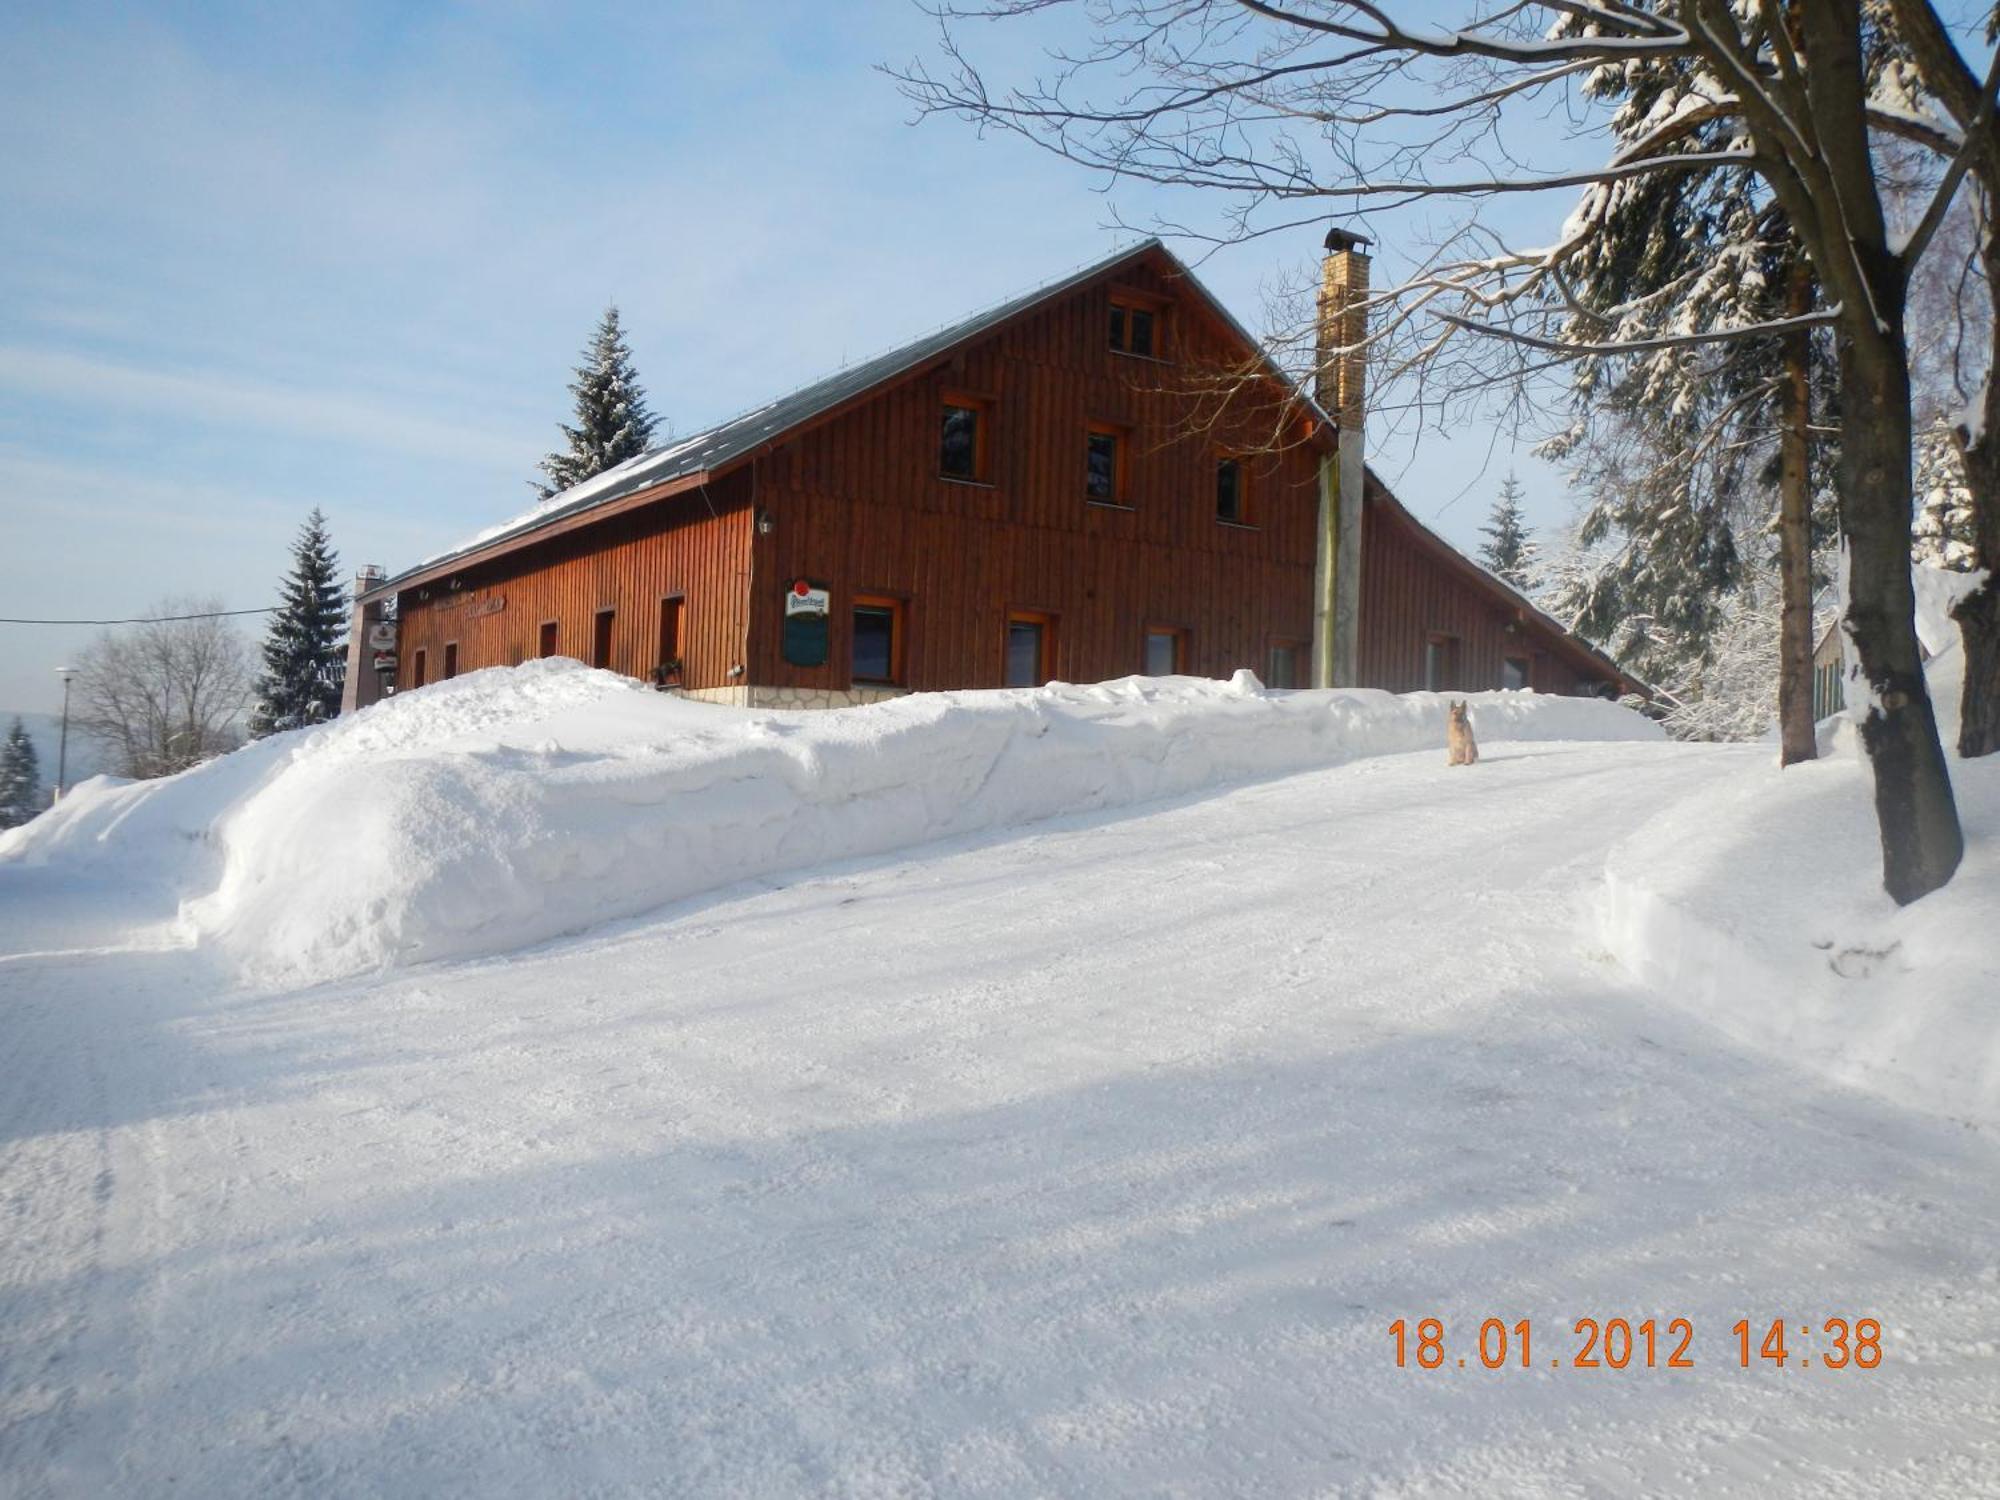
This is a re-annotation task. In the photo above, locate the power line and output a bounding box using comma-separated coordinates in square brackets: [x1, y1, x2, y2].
[0, 606, 281, 626]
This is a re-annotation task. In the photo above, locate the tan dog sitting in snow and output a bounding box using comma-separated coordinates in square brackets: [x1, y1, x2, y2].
[1446, 700, 1479, 766]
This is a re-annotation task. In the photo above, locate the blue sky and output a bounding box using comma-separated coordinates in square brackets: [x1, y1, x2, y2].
[2, 1, 1600, 715]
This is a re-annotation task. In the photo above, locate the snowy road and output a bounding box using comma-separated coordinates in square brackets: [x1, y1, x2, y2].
[3, 739, 1998, 1496]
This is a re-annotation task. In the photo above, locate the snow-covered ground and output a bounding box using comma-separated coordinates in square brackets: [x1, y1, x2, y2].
[3, 674, 1997, 1496]
[1601, 743, 2000, 1126]
[1, 664, 1654, 986]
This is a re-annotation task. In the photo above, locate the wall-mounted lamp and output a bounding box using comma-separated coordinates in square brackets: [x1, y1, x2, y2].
[755, 509, 775, 537]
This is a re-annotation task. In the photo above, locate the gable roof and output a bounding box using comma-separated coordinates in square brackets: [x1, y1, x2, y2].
[363, 241, 1644, 700]
[369, 239, 1331, 599]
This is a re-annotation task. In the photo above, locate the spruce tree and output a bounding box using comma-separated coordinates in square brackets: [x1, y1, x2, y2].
[250, 510, 349, 738]
[1913, 417, 1978, 571]
[535, 306, 661, 499]
[0, 718, 41, 828]
[1478, 474, 1536, 590]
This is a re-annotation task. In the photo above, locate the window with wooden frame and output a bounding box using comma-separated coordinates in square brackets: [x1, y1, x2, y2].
[1004, 609, 1056, 688]
[1501, 654, 1530, 692]
[592, 609, 615, 670]
[1424, 633, 1460, 692]
[443, 641, 459, 680]
[1143, 625, 1189, 677]
[851, 593, 905, 685]
[1085, 421, 1129, 505]
[409, 648, 427, 689]
[1108, 288, 1169, 359]
[1215, 455, 1248, 525]
[939, 391, 992, 482]
[1267, 638, 1305, 689]
[538, 619, 559, 659]
[656, 596, 686, 684]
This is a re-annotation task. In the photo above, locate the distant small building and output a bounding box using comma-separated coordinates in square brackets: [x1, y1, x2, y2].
[345, 238, 1643, 713]
[1813, 616, 1846, 721]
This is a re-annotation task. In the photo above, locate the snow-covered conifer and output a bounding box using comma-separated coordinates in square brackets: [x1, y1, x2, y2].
[1662, 556, 1781, 743]
[250, 511, 348, 738]
[1913, 416, 1978, 571]
[0, 717, 41, 827]
[535, 307, 661, 499]
[1477, 473, 1537, 590]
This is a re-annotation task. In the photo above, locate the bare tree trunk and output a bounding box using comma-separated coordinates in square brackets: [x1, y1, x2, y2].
[1841, 326, 1964, 902]
[1952, 240, 2000, 757]
[1881, 0, 1997, 755]
[1777, 262, 1818, 765]
[1955, 457, 2000, 755]
[1775, 0, 1962, 902]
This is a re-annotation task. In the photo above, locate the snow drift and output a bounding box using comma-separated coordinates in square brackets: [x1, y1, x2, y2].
[1600, 606, 2000, 1128]
[2, 661, 1657, 984]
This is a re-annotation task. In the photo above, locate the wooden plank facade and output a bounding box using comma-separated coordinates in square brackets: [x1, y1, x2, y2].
[1357, 482, 1615, 697]
[739, 256, 1320, 695]
[394, 478, 754, 697]
[377, 242, 1641, 711]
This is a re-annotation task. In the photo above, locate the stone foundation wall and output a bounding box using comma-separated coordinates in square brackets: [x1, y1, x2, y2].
[677, 686, 751, 707]
[671, 684, 910, 711]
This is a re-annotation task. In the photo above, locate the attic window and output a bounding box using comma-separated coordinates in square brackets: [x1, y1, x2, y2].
[1215, 457, 1246, 524]
[1109, 290, 1167, 358]
[940, 392, 992, 482]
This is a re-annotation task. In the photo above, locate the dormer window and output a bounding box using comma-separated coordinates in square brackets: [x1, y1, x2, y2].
[1109, 289, 1168, 359]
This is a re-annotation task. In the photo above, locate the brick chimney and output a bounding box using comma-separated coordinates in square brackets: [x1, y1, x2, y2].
[1312, 227, 1369, 688]
[1315, 227, 1370, 426]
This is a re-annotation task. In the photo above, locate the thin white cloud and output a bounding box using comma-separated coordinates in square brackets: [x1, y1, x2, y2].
[0, 346, 525, 467]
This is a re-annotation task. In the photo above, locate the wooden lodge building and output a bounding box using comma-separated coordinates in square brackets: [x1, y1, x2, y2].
[343, 237, 1643, 713]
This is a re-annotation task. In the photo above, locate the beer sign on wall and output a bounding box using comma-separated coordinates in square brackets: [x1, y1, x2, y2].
[782, 578, 831, 667]
[368, 619, 399, 676]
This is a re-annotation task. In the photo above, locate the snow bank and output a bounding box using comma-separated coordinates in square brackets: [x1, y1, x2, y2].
[1598, 745, 2000, 1128]
[3, 661, 1656, 984]
[1913, 562, 1986, 660]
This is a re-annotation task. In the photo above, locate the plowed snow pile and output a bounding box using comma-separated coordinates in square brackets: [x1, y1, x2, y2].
[2, 661, 1658, 984]
[1599, 572, 2000, 1126]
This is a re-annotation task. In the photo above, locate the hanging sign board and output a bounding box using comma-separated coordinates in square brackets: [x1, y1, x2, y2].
[367, 621, 398, 652]
[785, 580, 830, 617]
[781, 577, 831, 667]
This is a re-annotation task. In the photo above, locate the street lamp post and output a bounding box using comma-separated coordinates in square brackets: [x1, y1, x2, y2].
[54, 666, 75, 802]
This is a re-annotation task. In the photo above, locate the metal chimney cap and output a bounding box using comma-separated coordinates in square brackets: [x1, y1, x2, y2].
[1323, 226, 1372, 253]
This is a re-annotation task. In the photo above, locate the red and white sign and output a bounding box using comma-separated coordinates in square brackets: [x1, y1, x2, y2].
[785, 580, 830, 617]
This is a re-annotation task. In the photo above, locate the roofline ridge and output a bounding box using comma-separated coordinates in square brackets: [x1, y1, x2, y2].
[638, 235, 1166, 458]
